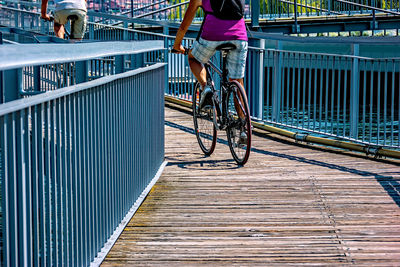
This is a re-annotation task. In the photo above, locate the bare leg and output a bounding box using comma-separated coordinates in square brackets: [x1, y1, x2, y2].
[229, 78, 248, 119]
[188, 51, 207, 88]
[54, 22, 65, 39]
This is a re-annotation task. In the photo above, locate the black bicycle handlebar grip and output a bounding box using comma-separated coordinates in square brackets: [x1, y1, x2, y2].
[170, 48, 189, 55]
[41, 15, 54, 22]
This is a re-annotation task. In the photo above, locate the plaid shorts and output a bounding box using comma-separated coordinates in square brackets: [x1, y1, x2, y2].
[191, 38, 248, 79]
[54, 9, 87, 39]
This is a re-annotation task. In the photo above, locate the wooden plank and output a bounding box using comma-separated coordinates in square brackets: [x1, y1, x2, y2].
[101, 107, 400, 266]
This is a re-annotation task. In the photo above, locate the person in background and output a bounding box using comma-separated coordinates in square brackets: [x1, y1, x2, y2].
[41, 0, 87, 41]
[172, 0, 248, 109]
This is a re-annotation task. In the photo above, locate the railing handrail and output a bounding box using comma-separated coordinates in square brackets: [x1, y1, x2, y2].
[0, 40, 164, 70]
[88, 21, 185, 39]
[263, 47, 400, 61]
[335, 0, 400, 15]
[278, 0, 344, 15]
[94, 0, 168, 23]
[251, 31, 400, 44]
[134, 0, 189, 18]
[0, 0, 187, 28]
[4, 0, 400, 45]
[134, 0, 169, 13]
[0, 24, 68, 43]
[0, 62, 166, 116]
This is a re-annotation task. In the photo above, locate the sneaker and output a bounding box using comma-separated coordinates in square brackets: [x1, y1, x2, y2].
[237, 131, 247, 146]
[199, 85, 213, 109]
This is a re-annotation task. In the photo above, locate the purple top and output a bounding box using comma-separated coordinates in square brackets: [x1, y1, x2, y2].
[200, 0, 248, 41]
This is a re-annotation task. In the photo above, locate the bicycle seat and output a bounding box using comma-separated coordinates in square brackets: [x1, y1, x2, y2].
[216, 43, 237, 52]
[67, 15, 79, 21]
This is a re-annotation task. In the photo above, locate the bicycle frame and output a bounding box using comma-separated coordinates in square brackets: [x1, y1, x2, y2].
[204, 56, 230, 130]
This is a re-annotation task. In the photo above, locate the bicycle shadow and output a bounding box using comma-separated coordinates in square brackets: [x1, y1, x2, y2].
[165, 120, 400, 208]
[166, 158, 239, 170]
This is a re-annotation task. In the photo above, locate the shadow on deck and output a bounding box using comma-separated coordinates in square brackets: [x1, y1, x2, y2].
[102, 106, 400, 266]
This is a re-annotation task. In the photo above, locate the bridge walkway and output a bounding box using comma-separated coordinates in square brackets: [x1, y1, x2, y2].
[102, 106, 400, 266]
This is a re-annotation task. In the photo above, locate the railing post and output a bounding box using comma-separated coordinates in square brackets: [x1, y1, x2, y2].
[21, 12, 25, 29]
[1, 68, 22, 102]
[163, 26, 169, 50]
[33, 66, 41, 93]
[328, 0, 332, 15]
[249, 38, 265, 119]
[293, 0, 300, 33]
[40, 19, 46, 34]
[76, 61, 89, 83]
[0, 71, 2, 104]
[272, 41, 283, 122]
[131, 53, 145, 69]
[115, 55, 125, 74]
[123, 21, 129, 40]
[14, 4, 19, 28]
[251, 0, 260, 28]
[163, 26, 170, 94]
[350, 44, 360, 139]
[89, 17, 95, 40]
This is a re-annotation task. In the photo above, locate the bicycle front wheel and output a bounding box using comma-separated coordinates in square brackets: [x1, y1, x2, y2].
[193, 82, 217, 156]
[226, 81, 252, 165]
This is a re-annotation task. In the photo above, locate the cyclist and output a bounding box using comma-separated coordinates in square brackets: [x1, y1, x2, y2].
[172, 0, 248, 141]
[41, 0, 87, 41]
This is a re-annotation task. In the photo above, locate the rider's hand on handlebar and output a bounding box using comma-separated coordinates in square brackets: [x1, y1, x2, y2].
[41, 13, 53, 21]
[171, 44, 187, 55]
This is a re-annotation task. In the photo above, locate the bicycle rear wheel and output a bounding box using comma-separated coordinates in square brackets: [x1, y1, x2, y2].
[226, 81, 252, 165]
[193, 82, 217, 156]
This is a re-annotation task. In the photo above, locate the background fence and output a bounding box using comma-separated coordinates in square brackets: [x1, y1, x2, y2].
[248, 47, 400, 149]
[2, 1, 398, 151]
[2, 0, 399, 24]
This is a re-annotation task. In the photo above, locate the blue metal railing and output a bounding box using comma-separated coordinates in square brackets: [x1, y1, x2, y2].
[4, 0, 400, 24]
[0, 41, 165, 102]
[165, 35, 400, 149]
[3, 2, 398, 150]
[85, 0, 400, 20]
[246, 46, 400, 149]
[114, 27, 400, 150]
[0, 42, 167, 266]
[78, 17, 400, 150]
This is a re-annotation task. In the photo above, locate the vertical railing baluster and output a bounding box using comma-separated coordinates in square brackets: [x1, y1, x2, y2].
[361, 60, 367, 143]
[383, 59, 388, 146]
[272, 41, 282, 122]
[390, 60, 395, 147]
[1, 115, 10, 267]
[369, 62, 375, 144]
[65, 95, 73, 266]
[291, 52, 296, 127]
[342, 57, 348, 138]
[350, 44, 360, 139]
[336, 57, 342, 137]
[377, 61, 382, 145]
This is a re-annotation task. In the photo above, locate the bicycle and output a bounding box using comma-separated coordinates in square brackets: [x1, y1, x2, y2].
[41, 14, 71, 39]
[172, 44, 252, 165]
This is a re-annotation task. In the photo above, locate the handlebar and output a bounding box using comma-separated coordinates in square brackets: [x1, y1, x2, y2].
[41, 15, 54, 22]
[170, 47, 189, 55]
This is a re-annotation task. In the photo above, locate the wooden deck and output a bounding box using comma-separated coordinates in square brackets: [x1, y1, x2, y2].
[102, 106, 400, 266]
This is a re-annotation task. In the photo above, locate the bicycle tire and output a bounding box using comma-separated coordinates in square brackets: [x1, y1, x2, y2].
[192, 82, 217, 156]
[226, 81, 252, 165]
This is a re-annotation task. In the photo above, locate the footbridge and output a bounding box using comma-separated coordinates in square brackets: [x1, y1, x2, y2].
[0, 0, 400, 266]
